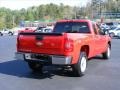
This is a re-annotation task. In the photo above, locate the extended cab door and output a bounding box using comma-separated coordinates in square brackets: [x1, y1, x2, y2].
[93, 23, 107, 54]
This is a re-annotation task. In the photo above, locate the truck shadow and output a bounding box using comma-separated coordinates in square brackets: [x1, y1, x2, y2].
[0, 60, 55, 79]
[0, 56, 105, 79]
[88, 55, 108, 60]
[0, 60, 76, 79]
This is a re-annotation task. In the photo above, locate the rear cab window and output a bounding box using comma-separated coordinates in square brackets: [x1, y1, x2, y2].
[53, 22, 90, 33]
[92, 23, 105, 35]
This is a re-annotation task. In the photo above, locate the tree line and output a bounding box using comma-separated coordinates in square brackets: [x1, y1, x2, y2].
[0, 0, 120, 29]
[0, 3, 75, 29]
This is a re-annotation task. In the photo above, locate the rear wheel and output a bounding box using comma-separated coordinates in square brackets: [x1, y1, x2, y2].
[0, 32, 3, 36]
[28, 62, 43, 72]
[8, 32, 13, 36]
[118, 36, 120, 39]
[109, 33, 114, 38]
[102, 44, 111, 59]
[72, 52, 87, 77]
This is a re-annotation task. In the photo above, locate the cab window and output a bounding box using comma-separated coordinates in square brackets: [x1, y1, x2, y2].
[92, 24, 98, 34]
[96, 24, 104, 35]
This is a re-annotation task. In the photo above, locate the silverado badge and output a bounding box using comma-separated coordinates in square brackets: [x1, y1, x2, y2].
[36, 42, 43, 46]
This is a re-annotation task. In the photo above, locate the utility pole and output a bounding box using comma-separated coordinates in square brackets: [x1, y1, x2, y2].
[113, 0, 119, 19]
[91, 0, 99, 19]
[116, 0, 119, 12]
[12, 15, 15, 28]
[99, 0, 104, 18]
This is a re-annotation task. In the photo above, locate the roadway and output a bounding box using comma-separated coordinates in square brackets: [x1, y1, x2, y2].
[0, 36, 120, 90]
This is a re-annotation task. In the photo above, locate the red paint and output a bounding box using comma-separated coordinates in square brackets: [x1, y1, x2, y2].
[17, 19, 111, 64]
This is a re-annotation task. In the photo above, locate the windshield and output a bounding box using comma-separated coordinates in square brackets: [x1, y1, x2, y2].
[105, 22, 113, 26]
[53, 22, 90, 33]
[116, 28, 120, 30]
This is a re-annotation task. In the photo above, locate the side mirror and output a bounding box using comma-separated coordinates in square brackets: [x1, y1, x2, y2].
[101, 28, 109, 35]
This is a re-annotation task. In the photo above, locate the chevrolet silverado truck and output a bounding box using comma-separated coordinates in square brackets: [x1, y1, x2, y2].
[15, 19, 111, 77]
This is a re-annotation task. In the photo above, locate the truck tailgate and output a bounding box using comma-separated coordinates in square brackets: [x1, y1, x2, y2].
[17, 33, 65, 55]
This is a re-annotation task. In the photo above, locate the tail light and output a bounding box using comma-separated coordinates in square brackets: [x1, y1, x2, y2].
[64, 38, 74, 52]
[17, 34, 20, 51]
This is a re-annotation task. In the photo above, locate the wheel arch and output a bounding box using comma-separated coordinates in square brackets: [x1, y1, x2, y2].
[80, 45, 89, 58]
[108, 41, 111, 49]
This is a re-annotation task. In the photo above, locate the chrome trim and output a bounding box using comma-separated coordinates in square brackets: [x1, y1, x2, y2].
[15, 52, 72, 65]
[52, 56, 72, 65]
[15, 52, 24, 60]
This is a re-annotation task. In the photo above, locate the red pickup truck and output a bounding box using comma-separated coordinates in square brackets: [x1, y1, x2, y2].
[15, 19, 111, 76]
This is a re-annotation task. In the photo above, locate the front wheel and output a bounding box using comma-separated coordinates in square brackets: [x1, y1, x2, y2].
[102, 45, 111, 59]
[0, 32, 3, 36]
[8, 32, 13, 36]
[118, 36, 120, 39]
[109, 33, 114, 38]
[72, 52, 87, 77]
[28, 62, 43, 72]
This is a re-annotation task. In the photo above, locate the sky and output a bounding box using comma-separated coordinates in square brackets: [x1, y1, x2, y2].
[0, 0, 88, 10]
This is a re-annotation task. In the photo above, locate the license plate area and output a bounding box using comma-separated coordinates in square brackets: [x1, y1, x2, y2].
[25, 53, 51, 60]
[31, 54, 51, 60]
[24, 53, 52, 64]
[25, 53, 31, 59]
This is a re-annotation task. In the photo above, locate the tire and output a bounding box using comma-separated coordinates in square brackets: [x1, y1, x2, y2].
[8, 32, 13, 36]
[118, 36, 120, 39]
[0, 32, 3, 36]
[28, 62, 43, 72]
[72, 52, 87, 77]
[102, 44, 111, 59]
[109, 33, 114, 38]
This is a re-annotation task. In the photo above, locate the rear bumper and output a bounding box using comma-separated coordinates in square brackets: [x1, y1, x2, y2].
[15, 52, 72, 65]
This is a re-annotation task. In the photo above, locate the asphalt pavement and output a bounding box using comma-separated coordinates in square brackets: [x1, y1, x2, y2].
[0, 36, 120, 90]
